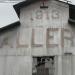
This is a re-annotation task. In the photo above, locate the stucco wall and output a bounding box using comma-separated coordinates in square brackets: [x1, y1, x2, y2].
[0, 0, 75, 75]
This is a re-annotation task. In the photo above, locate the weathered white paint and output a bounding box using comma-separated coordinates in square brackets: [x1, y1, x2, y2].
[0, 0, 75, 75]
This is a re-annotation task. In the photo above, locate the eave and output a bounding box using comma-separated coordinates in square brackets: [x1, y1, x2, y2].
[0, 0, 39, 32]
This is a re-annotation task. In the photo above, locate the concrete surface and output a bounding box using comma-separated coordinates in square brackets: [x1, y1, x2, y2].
[0, 0, 75, 75]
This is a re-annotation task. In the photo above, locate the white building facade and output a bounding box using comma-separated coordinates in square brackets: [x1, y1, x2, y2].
[0, 0, 75, 75]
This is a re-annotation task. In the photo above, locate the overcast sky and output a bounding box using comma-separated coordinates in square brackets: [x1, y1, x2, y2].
[0, 0, 75, 5]
[59, 0, 75, 5]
